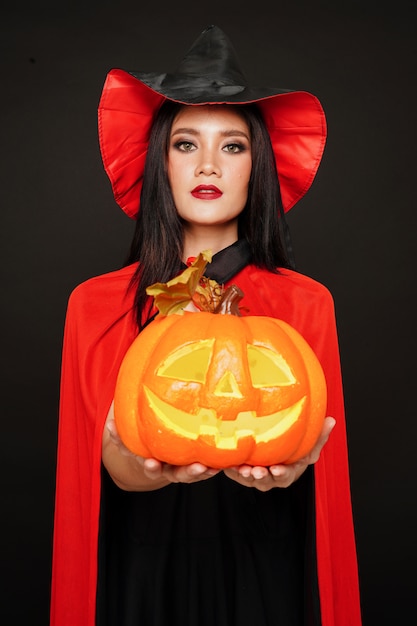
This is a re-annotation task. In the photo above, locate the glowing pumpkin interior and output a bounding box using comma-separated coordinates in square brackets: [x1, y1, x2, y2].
[144, 340, 305, 449]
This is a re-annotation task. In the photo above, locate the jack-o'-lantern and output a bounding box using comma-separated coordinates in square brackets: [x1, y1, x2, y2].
[114, 254, 327, 468]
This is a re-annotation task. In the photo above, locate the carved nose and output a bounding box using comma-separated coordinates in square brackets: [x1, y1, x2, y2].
[213, 371, 243, 398]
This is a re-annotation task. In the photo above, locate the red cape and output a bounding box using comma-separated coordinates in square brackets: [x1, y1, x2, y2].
[50, 263, 362, 626]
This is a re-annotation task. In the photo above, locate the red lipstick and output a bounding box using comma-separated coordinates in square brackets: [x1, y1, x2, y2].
[191, 185, 223, 200]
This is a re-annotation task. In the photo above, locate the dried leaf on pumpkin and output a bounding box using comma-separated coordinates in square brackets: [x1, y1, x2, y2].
[146, 250, 223, 316]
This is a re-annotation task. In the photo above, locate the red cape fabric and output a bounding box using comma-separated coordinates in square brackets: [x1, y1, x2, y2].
[50, 263, 362, 626]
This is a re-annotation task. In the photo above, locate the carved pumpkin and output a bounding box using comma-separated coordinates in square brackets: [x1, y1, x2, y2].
[114, 285, 327, 468]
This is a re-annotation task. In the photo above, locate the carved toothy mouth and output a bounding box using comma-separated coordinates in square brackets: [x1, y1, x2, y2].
[143, 386, 306, 449]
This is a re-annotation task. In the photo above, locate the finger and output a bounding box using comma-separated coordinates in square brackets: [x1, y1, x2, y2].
[322, 416, 336, 437]
[184, 463, 219, 480]
[168, 462, 215, 483]
[251, 466, 269, 480]
[285, 419, 334, 468]
[238, 465, 253, 479]
[307, 416, 336, 463]
[143, 458, 161, 471]
[142, 458, 165, 479]
[105, 415, 118, 439]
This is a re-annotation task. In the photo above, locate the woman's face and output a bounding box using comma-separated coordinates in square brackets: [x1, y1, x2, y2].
[167, 105, 252, 230]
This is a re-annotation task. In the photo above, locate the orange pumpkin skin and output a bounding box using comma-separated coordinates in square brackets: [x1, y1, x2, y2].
[114, 311, 327, 468]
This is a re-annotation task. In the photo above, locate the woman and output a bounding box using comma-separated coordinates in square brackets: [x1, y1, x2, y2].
[50, 25, 362, 626]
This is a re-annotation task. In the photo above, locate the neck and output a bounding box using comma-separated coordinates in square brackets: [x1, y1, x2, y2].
[182, 223, 238, 262]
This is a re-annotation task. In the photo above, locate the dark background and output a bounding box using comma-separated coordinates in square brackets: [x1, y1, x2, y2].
[2, 1, 416, 624]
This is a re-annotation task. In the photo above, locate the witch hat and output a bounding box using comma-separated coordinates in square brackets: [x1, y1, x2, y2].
[98, 25, 327, 218]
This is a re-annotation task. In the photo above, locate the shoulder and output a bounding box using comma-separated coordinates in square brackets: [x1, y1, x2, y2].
[65, 263, 138, 326]
[234, 265, 335, 317]
[69, 264, 136, 304]
[263, 266, 332, 293]
[233, 266, 340, 357]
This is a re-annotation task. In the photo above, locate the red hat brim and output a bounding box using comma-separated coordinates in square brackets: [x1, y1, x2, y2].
[98, 69, 326, 219]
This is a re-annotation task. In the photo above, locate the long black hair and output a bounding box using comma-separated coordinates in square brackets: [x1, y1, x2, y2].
[124, 100, 293, 330]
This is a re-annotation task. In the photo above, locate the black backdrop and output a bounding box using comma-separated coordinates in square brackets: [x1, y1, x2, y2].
[2, 1, 416, 624]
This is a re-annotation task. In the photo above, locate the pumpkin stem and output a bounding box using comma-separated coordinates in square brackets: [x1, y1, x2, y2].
[214, 284, 244, 316]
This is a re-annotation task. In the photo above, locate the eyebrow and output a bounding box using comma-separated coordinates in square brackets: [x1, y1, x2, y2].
[171, 127, 250, 140]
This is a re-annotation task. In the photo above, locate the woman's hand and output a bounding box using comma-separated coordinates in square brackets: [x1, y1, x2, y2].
[223, 416, 336, 492]
[104, 403, 334, 491]
[142, 458, 220, 484]
[103, 403, 220, 490]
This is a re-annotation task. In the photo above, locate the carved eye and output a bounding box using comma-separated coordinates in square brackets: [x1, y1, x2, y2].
[247, 344, 296, 387]
[157, 339, 214, 383]
[157, 340, 296, 393]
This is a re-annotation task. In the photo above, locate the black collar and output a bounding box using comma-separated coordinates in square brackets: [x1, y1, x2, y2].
[143, 240, 252, 331]
[185, 239, 252, 284]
